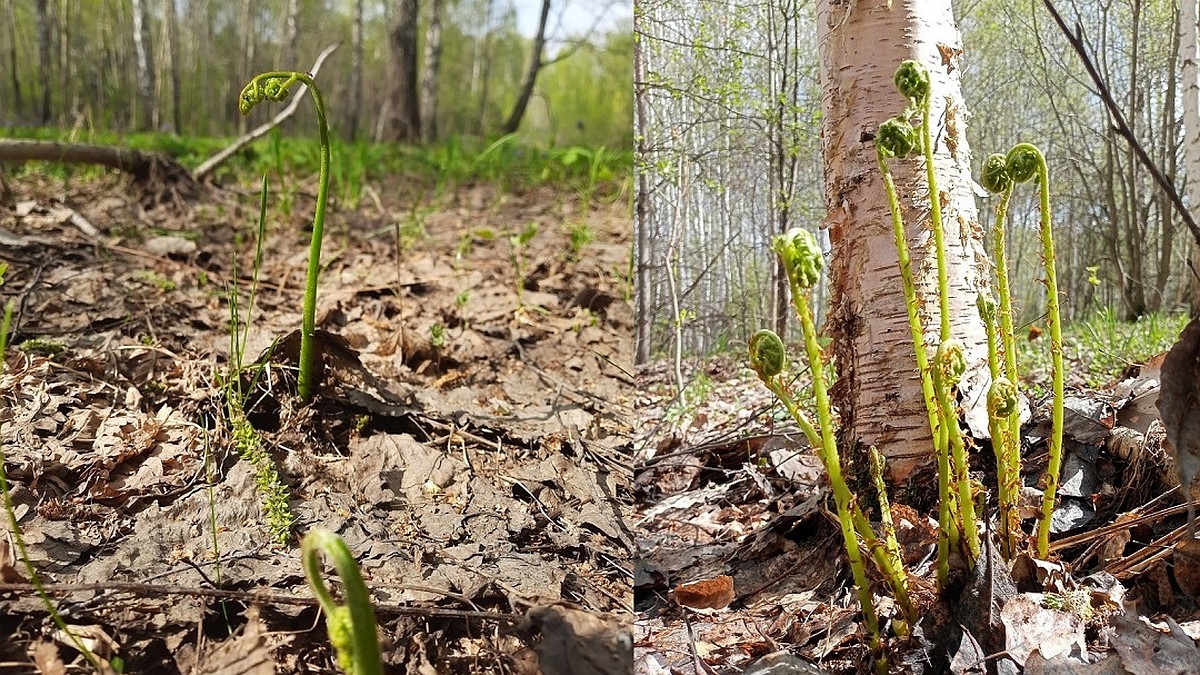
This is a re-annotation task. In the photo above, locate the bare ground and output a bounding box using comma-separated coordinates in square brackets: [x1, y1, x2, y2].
[0, 173, 634, 673]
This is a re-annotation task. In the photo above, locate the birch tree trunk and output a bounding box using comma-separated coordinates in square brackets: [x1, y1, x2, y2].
[419, 0, 445, 144]
[349, 0, 364, 141]
[1182, 0, 1200, 317]
[282, 0, 300, 68]
[817, 0, 989, 482]
[164, 0, 181, 132]
[131, 0, 156, 130]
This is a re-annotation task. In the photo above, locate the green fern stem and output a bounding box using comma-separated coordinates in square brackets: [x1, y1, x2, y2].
[868, 444, 909, 626]
[756, 362, 913, 625]
[988, 377, 1022, 559]
[1012, 144, 1065, 558]
[239, 71, 331, 403]
[931, 340, 981, 564]
[768, 231, 882, 651]
[877, 141, 952, 588]
[912, 73, 951, 342]
[987, 177, 1023, 455]
[302, 529, 383, 675]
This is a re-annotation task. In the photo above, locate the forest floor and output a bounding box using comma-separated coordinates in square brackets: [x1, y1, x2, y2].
[634, 348, 1200, 674]
[0, 171, 634, 673]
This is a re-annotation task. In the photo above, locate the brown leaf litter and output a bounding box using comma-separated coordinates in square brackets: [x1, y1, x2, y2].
[635, 338, 1200, 674]
[0, 172, 633, 673]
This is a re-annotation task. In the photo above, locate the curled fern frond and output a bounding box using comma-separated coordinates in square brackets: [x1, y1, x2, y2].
[238, 72, 302, 115]
[772, 227, 823, 290]
[749, 329, 787, 379]
[877, 117, 920, 159]
[1005, 143, 1042, 184]
[980, 153, 1012, 194]
[988, 377, 1020, 418]
[893, 59, 931, 104]
[934, 339, 966, 387]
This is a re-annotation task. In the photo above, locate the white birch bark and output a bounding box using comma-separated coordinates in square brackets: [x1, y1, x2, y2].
[817, 0, 989, 482]
[1181, 0, 1200, 314]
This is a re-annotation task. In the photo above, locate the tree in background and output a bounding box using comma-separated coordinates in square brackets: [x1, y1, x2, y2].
[419, 0, 446, 143]
[502, 0, 551, 134]
[0, 1, 631, 151]
[1181, 0, 1200, 316]
[635, 0, 825, 364]
[384, 0, 422, 142]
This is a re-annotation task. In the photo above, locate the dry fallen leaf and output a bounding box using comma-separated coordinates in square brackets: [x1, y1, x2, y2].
[672, 574, 735, 611]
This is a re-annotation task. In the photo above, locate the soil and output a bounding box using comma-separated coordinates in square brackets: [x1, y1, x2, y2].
[0, 171, 634, 673]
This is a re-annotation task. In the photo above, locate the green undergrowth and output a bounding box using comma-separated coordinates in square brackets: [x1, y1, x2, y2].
[0, 126, 631, 191]
[1018, 309, 1188, 395]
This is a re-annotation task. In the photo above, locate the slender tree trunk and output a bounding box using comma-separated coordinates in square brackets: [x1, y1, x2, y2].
[164, 0, 181, 133]
[5, 0, 20, 120]
[282, 0, 300, 67]
[349, 0, 364, 141]
[474, 0, 496, 135]
[1153, 8, 1181, 311]
[634, 7, 652, 366]
[501, 0, 551, 135]
[1183, 0, 1200, 316]
[238, 0, 255, 135]
[419, 0, 445, 143]
[384, 0, 421, 143]
[131, 0, 156, 130]
[817, 0, 988, 482]
[36, 0, 51, 124]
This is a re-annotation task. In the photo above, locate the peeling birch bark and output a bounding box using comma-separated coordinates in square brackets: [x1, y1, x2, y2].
[817, 0, 990, 482]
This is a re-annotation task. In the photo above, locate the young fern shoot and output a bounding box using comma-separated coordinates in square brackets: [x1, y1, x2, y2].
[1004, 143, 1065, 558]
[877, 59, 982, 582]
[238, 71, 331, 403]
[303, 529, 383, 675]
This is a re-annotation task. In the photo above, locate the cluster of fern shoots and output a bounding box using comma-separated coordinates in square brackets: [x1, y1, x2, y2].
[749, 60, 1065, 670]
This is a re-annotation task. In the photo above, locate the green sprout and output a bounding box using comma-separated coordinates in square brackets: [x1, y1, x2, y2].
[877, 59, 978, 585]
[302, 530, 383, 675]
[239, 70, 331, 403]
[753, 229, 916, 667]
[1004, 143, 1064, 558]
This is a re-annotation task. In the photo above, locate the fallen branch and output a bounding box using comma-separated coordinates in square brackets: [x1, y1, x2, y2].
[0, 139, 195, 191]
[193, 42, 340, 181]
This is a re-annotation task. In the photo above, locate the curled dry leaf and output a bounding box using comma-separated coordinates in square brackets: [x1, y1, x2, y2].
[672, 574, 735, 611]
[1157, 318, 1200, 538]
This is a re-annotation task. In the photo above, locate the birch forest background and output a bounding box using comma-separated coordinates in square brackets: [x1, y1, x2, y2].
[1, 0, 633, 148]
[635, 0, 1194, 363]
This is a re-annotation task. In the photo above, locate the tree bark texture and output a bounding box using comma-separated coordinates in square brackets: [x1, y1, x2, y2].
[6, 0, 22, 119]
[350, 0, 364, 141]
[131, 0, 156, 130]
[419, 0, 445, 144]
[502, 0, 551, 135]
[1182, 0, 1200, 316]
[36, 0, 51, 124]
[817, 0, 989, 482]
[634, 8, 651, 366]
[384, 0, 421, 143]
